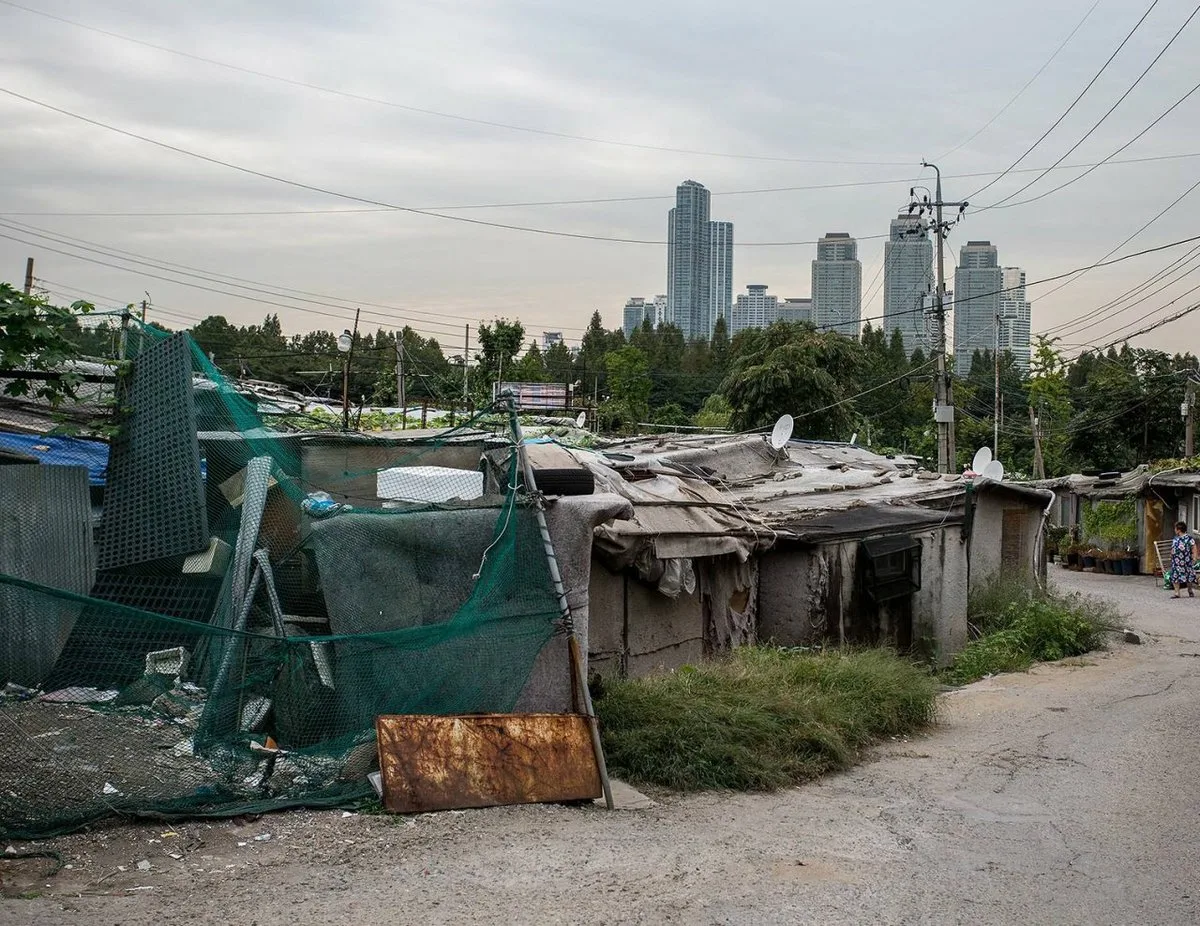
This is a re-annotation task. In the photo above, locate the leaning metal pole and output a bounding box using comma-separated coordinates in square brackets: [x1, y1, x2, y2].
[506, 394, 614, 810]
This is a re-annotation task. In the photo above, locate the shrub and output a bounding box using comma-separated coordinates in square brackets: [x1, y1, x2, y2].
[593, 647, 937, 791]
[946, 580, 1119, 685]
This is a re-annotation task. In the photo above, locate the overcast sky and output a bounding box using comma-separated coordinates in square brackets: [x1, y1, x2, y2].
[2, 0, 1199, 355]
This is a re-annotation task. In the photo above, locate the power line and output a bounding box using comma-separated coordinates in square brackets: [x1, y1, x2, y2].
[0, 84, 896, 249]
[6, 153, 1200, 219]
[981, 77, 1200, 211]
[1, 217, 596, 336]
[1030, 173, 1200, 325]
[967, 0, 1162, 201]
[937, 0, 1103, 159]
[0, 0, 915, 168]
[978, 2, 1200, 210]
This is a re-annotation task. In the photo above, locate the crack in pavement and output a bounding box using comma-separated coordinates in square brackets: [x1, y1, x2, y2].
[1105, 676, 1183, 705]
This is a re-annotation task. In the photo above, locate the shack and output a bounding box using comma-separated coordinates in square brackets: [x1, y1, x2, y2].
[529, 435, 1052, 674]
[1043, 465, 1200, 574]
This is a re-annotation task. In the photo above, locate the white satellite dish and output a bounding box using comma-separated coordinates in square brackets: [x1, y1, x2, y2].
[983, 459, 1005, 481]
[769, 414, 794, 450]
[971, 446, 992, 474]
[575, 411, 587, 429]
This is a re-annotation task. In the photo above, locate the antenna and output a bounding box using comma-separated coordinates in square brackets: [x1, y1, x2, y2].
[849, 432, 858, 445]
[983, 459, 1005, 481]
[970, 446, 992, 474]
[575, 411, 587, 429]
[769, 414, 794, 451]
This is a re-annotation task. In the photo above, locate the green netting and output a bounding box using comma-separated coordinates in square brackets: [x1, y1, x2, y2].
[0, 322, 565, 839]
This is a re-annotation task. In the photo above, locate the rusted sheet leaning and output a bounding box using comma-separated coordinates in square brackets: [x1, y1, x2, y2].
[376, 713, 602, 813]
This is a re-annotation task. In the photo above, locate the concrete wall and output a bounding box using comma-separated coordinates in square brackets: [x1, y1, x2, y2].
[970, 492, 1043, 592]
[587, 558, 705, 678]
[758, 527, 969, 664]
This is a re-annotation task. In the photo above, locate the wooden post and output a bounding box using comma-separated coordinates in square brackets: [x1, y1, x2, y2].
[1029, 405, 1046, 480]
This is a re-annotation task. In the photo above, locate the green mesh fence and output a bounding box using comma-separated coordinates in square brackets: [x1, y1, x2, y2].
[0, 322, 564, 839]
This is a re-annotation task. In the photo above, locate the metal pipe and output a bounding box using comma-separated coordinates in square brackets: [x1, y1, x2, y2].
[509, 396, 614, 810]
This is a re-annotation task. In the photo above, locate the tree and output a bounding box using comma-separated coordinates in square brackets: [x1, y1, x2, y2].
[1027, 336, 1071, 476]
[722, 322, 864, 438]
[475, 318, 525, 397]
[605, 346, 652, 427]
[0, 282, 90, 405]
[514, 341, 548, 382]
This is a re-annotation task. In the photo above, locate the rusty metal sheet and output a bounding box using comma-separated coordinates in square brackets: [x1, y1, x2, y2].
[376, 713, 602, 813]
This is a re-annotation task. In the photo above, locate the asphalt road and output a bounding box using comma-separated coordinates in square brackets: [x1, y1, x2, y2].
[8, 569, 1200, 926]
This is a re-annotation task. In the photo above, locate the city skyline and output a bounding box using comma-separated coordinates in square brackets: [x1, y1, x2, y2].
[3, 3, 1195, 358]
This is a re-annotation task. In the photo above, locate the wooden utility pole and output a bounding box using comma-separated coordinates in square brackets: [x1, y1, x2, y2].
[993, 309, 1001, 458]
[140, 299, 148, 324]
[1029, 405, 1046, 480]
[23, 257, 33, 295]
[395, 337, 406, 430]
[463, 324, 470, 409]
[920, 162, 967, 473]
[1185, 378, 1196, 458]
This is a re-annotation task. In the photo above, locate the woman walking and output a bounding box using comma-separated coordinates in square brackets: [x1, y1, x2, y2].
[1171, 521, 1197, 598]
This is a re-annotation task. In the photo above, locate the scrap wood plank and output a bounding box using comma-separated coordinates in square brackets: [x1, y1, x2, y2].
[375, 713, 602, 814]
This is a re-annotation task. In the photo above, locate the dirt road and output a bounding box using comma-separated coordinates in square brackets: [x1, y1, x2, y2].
[5, 570, 1200, 925]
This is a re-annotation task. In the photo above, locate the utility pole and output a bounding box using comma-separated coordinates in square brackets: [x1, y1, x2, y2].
[23, 257, 33, 296]
[1029, 406, 1046, 480]
[993, 309, 1000, 458]
[463, 324, 470, 410]
[1185, 377, 1196, 458]
[916, 162, 968, 473]
[395, 336, 406, 430]
[141, 299, 148, 325]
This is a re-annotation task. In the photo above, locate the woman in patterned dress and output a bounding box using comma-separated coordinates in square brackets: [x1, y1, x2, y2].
[1170, 521, 1196, 598]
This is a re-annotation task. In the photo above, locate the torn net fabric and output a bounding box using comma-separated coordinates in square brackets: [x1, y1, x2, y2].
[0, 323, 563, 839]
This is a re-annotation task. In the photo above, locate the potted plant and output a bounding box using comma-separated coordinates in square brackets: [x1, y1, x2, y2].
[1066, 541, 1081, 568]
[1122, 549, 1139, 576]
[1082, 548, 1097, 569]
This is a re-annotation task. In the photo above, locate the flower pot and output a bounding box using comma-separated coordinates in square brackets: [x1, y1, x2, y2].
[1082, 555, 1096, 568]
[1124, 557, 1138, 576]
[1067, 552, 1080, 567]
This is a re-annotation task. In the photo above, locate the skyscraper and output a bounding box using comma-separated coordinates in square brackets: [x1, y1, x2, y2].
[811, 233, 862, 337]
[779, 297, 813, 325]
[622, 297, 650, 339]
[883, 213, 934, 356]
[710, 221, 734, 332]
[953, 240, 1002, 375]
[999, 267, 1031, 372]
[666, 180, 732, 340]
[667, 181, 711, 341]
[731, 284, 778, 334]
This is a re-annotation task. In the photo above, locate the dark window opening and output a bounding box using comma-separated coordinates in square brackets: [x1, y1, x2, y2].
[860, 534, 922, 602]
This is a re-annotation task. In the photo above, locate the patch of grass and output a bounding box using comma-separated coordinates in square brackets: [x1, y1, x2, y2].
[945, 580, 1120, 686]
[593, 647, 938, 792]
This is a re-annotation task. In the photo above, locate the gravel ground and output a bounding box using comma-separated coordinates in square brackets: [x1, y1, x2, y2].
[4, 569, 1199, 926]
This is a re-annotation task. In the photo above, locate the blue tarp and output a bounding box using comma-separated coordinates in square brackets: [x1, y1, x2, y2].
[0, 432, 110, 486]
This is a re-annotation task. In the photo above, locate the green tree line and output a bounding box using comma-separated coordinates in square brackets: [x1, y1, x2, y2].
[5, 283, 1196, 476]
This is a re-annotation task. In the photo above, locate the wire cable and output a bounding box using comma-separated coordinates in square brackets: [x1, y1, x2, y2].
[979, 2, 1200, 210]
[938, 0, 1103, 159]
[967, 0, 1162, 201]
[0, 0, 915, 167]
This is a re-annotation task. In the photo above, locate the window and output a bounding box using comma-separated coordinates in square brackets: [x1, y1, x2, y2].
[860, 535, 922, 602]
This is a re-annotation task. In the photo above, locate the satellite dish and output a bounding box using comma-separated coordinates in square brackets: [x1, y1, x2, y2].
[575, 411, 587, 429]
[971, 446, 992, 474]
[769, 414, 794, 450]
[983, 459, 1005, 481]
